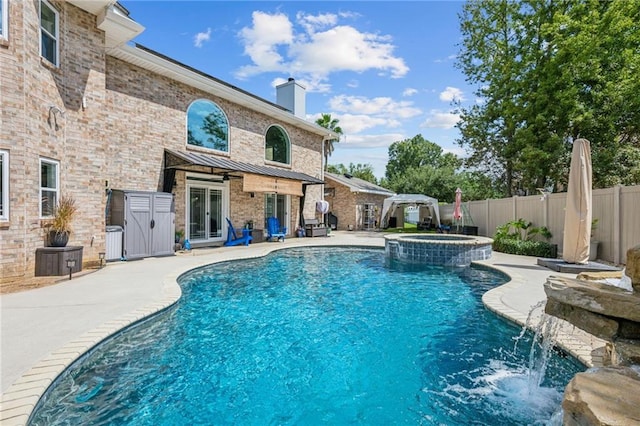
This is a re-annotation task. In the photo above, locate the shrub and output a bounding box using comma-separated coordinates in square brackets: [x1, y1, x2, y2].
[495, 218, 552, 242]
[493, 218, 556, 257]
[492, 238, 557, 258]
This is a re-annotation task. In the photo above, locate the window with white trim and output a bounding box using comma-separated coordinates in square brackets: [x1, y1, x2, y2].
[186, 99, 229, 152]
[0, 150, 8, 221]
[40, 158, 59, 218]
[40, 0, 58, 66]
[265, 125, 290, 165]
[0, 0, 8, 40]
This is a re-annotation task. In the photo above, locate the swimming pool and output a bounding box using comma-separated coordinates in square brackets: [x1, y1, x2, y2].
[28, 247, 584, 425]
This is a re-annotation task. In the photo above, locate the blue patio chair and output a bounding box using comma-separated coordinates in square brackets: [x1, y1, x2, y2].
[266, 217, 287, 242]
[224, 218, 252, 246]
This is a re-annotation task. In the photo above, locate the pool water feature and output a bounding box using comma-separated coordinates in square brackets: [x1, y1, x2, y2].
[385, 233, 494, 266]
[28, 248, 584, 425]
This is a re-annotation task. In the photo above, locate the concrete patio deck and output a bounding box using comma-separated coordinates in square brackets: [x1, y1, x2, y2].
[0, 231, 605, 425]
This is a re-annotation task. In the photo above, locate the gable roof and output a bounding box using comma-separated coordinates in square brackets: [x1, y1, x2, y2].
[108, 43, 339, 140]
[325, 172, 395, 196]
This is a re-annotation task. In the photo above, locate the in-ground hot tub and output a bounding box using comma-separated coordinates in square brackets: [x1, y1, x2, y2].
[385, 234, 494, 266]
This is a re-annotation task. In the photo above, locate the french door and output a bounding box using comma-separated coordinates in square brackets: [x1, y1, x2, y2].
[187, 176, 227, 243]
[264, 193, 289, 233]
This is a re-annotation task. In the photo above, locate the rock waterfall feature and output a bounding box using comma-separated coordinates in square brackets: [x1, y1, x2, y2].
[544, 245, 640, 425]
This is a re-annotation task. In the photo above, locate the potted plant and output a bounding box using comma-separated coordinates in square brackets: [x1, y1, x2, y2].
[46, 195, 77, 247]
[175, 229, 184, 244]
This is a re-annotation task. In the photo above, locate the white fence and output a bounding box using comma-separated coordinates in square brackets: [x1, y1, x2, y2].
[441, 184, 640, 265]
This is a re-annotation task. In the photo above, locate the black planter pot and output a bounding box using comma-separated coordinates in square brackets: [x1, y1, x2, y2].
[48, 231, 70, 247]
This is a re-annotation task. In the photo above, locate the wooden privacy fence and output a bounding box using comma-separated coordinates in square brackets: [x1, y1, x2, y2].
[441, 184, 640, 265]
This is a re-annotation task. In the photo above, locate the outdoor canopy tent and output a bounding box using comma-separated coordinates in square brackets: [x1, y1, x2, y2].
[380, 194, 441, 228]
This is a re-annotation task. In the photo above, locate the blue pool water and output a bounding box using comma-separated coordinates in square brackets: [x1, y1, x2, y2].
[29, 247, 584, 425]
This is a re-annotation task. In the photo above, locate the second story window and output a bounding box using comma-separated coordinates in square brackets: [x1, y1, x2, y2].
[40, 158, 59, 218]
[1, 0, 8, 40]
[186, 99, 229, 152]
[40, 0, 58, 66]
[265, 125, 290, 165]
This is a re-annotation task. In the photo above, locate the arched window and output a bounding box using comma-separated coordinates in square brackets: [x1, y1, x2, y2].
[186, 100, 229, 152]
[265, 125, 290, 164]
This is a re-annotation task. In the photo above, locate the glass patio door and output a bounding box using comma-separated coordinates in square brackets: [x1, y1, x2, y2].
[264, 193, 289, 233]
[187, 181, 226, 243]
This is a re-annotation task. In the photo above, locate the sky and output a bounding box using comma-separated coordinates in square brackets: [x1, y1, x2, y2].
[120, 1, 475, 180]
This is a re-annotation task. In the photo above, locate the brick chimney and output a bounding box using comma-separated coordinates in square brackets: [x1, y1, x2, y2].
[276, 78, 306, 118]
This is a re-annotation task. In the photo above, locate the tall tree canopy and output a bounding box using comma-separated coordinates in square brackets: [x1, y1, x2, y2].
[384, 135, 463, 202]
[315, 113, 343, 170]
[456, 0, 640, 196]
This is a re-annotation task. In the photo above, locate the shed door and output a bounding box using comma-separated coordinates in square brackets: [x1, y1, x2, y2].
[151, 193, 174, 256]
[124, 193, 151, 259]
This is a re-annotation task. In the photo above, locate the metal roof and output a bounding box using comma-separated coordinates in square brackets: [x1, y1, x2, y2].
[165, 149, 324, 185]
[325, 172, 395, 196]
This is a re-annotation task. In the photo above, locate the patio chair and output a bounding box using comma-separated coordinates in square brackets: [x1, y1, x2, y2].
[417, 216, 433, 231]
[224, 218, 252, 246]
[266, 217, 287, 242]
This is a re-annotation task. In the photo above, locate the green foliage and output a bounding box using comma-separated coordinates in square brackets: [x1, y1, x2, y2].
[493, 218, 555, 257]
[385, 135, 451, 181]
[382, 134, 503, 202]
[316, 113, 343, 170]
[492, 238, 557, 258]
[456, 0, 640, 196]
[495, 219, 552, 242]
[327, 163, 378, 184]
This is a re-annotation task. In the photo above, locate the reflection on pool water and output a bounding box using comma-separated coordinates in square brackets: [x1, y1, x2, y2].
[29, 247, 584, 425]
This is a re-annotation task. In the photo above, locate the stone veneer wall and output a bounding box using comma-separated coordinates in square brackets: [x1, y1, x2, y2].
[0, 1, 323, 288]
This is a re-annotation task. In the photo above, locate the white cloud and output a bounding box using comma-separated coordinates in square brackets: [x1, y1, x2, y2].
[234, 11, 408, 85]
[403, 88, 418, 97]
[336, 133, 405, 149]
[194, 28, 212, 48]
[236, 11, 294, 77]
[434, 54, 457, 63]
[421, 110, 460, 129]
[296, 11, 338, 34]
[338, 114, 399, 134]
[330, 133, 406, 178]
[328, 95, 421, 119]
[439, 86, 465, 102]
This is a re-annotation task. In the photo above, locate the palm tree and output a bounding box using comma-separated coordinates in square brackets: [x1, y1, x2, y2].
[315, 113, 343, 170]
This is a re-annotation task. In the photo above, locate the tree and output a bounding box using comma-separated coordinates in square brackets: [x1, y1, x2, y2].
[385, 135, 452, 181]
[456, 0, 640, 196]
[315, 113, 343, 170]
[327, 163, 378, 184]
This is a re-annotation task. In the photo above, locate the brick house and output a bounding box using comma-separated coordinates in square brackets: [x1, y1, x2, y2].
[0, 0, 336, 289]
[323, 172, 394, 231]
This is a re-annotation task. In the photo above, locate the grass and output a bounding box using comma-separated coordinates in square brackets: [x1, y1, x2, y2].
[383, 223, 437, 234]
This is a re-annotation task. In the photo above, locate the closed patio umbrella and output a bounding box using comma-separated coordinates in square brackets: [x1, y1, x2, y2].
[562, 138, 592, 264]
[453, 188, 463, 222]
